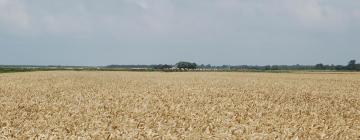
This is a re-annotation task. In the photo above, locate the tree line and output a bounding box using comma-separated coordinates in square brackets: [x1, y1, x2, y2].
[4, 60, 358, 73]
[104, 60, 360, 71]
[312, 60, 360, 71]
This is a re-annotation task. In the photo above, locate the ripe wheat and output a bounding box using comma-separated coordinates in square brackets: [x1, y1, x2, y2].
[0, 71, 359, 139]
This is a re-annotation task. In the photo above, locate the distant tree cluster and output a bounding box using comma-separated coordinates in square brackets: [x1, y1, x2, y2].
[175, 62, 197, 70]
[153, 64, 173, 70]
[314, 60, 360, 71]
[105, 65, 154, 69]
[345, 60, 360, 71]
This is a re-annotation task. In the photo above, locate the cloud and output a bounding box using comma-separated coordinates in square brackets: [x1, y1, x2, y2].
[0, 0, 359, 65]
[282, 0, 342, 28]
[135, 0, 150, 10]
[41, 15, 93, 36]
[0, 0, 30, 29]
[1, 0, 360, 37]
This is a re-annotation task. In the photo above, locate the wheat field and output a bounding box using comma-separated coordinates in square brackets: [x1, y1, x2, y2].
[0, 71, 359, 139]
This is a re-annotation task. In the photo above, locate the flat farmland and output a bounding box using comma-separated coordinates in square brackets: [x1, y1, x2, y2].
[0, 71, 359, 139]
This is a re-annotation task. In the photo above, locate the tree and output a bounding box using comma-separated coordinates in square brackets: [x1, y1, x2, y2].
[153, 64, 172, 70]
[347, 60, 357, 70]
[162, 64, 172, 69]
[205, 64, 212, 69]
[335, 65, 345, 70]
[190, 63, 197, 69]
[264, 65, 271, 70]
[315, 63, 324, 70]
[357, 64, 360, 71]
[199, 64, 205, 69]
[271, 65, 279, 70]
[176, 61, 197, 70]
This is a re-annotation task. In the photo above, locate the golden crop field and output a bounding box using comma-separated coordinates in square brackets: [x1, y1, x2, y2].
[0, 71, 359, 139]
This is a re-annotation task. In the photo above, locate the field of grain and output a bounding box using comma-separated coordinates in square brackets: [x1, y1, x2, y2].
[0, 71, 359, 139]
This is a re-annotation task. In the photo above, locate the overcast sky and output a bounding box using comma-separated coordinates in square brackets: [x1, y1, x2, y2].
[0, 0, 359, 66]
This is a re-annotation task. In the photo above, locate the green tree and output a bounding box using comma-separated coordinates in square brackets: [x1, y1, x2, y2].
[347, 60, 356, 70]
[205, 64, 212, 69]
[315, 63, 324, 70]
[176, 61, 197, 70]
[153, 64, 172, 70]
[264, 65, 271, 70]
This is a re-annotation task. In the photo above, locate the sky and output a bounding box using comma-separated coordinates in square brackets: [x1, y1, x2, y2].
[0, 0, 359, 66]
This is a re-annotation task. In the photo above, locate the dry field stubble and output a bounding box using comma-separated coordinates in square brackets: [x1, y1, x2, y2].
[0, 71, 359, 139]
